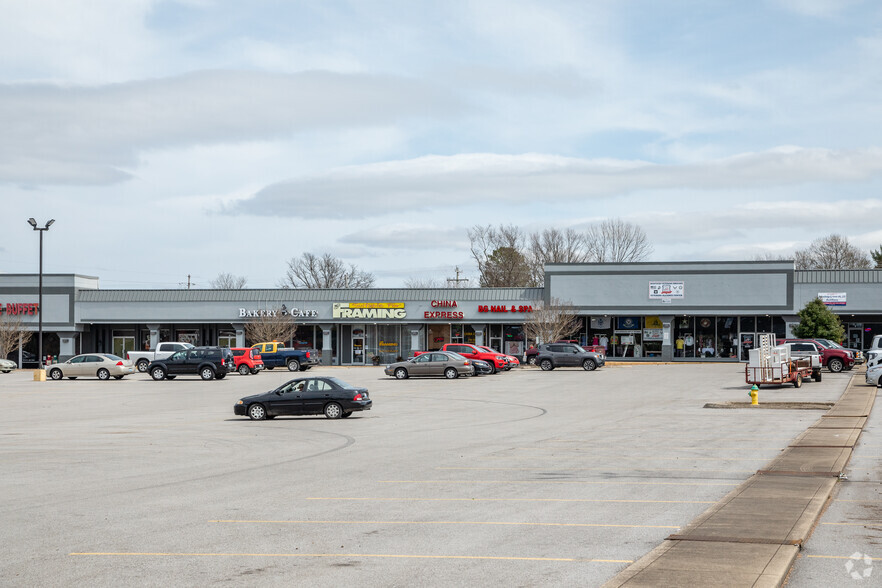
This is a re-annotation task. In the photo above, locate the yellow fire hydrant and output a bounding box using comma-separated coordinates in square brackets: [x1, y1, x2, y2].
[749, 384, 759, 405]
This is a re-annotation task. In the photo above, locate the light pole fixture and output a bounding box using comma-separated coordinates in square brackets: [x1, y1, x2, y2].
[28, 218, 55, 371]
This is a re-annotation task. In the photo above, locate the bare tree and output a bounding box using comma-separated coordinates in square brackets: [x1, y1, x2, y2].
[584, 218, 653, 263]
[752, 252, 791, 261]
[210, 272, 247, 289]
[794, 235, 872, 270]
[280, 253, 376, 289]
[0, 313, 33, 360]
[468, 225, 534, 287]
[522, 298, 582, 347]
[526, 227, 589, 285]
[244, 308, 299, 346]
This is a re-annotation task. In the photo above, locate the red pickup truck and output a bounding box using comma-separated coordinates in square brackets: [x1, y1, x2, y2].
[415, 343, 509, 374]
[779, 339, 854, 373]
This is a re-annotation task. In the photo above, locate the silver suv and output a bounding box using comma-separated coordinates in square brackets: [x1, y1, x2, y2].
[535, 343, 604, 371]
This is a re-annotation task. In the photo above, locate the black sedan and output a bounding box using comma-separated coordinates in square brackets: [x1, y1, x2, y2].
[234, 376, 371, 420]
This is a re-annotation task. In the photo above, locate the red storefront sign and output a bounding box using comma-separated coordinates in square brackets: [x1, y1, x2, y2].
[0, 303, 40, 315]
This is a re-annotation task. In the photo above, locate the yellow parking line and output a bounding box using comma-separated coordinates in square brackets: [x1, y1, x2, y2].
[379, 480, 735, 486]
[307, 497, 716, 504]
[209, 519, 681, 529]
[69, 552, 633, 563]
[804, 554, 880, 560]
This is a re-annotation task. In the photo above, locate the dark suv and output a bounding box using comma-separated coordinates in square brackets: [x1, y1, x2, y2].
[148, 346, 234, 381]
[535, 343, 605, 371]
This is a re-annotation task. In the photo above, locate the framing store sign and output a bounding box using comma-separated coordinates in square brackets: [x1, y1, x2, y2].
[333, 302, 407, 319]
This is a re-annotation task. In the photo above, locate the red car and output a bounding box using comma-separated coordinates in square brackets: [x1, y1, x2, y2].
[778, 339, 854, 373]
[415, 343, 509, 373]
[231, 347, 264, 375]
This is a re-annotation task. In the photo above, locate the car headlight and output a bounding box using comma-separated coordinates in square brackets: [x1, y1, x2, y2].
[237, 400, 243, 404]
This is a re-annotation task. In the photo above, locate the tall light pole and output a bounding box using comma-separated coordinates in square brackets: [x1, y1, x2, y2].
[27, 218, 55, 371]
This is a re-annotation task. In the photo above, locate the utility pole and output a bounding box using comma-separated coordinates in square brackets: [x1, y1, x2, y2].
[447, 266, 469, 287]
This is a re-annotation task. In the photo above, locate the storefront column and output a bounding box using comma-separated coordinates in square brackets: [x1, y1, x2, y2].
[472, 325, 486, 347]
[58, 332, 77, 360]
[408, 325, 423, 352]
[319, 324, 334, 366]
[232, 323, 246, 348]
[660, 315, 674, 361]
[146, 324, 160, 349]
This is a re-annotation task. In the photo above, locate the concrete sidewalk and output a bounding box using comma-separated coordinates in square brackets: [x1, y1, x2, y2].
[603, 372, 877, 587]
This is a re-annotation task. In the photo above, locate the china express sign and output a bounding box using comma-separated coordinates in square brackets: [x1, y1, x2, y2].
[333, 302, 406, 319]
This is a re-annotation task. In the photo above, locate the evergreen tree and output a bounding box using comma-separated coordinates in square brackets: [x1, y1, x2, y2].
[871, 245, 882, 269]
[792, 298, 845, 341]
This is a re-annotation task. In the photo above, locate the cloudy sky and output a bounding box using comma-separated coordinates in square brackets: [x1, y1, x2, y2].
[3, 0, 882, 288]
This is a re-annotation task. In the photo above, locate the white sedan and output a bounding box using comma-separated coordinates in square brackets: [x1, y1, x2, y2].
[0, 358, 15, 373]
[48, 354, 135, 380]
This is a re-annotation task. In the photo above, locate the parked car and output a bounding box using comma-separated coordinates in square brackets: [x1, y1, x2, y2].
[148, 346, 233, 381]
[231, 347, 264, 375]
[415, 343, 507, 373]
[235, 376, 372, 420]
[0, 358, 17, 373]
[48, 353, 135, 380]
[251, 341, 319, 372]
[478, 346, 520, 368]
[778, 339, 854, 373]
[127, 342, 195, 373]
[385, 351, 475, 379]
[471, 358, 494, 375]
[525, 340, 584, 365]
[866, 363, 882, 387]
[534, 343, 605, 371]
[813, 338, 863, 366]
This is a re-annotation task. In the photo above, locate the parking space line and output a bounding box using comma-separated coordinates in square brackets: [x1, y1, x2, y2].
[804, 554, 880, 560]
[379, 480, 735, 486]
[307, 497, 717, 504]
[209, 519, 681, 529]
[482, 455, 770, 461]
[436, 467, 754, 473]
[820, 522, 882, 526]
[69, 552, 633, 563]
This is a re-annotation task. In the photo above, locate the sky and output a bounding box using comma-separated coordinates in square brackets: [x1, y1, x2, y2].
[3, 0, 882, 288]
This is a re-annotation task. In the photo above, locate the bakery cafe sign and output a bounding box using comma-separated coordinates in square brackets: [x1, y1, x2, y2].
[238, 303, 318, 318]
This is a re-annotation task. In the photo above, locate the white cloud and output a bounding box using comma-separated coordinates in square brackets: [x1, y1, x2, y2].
[236, 147, 882, 219]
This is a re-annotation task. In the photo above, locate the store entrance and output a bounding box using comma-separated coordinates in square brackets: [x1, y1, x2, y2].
[112, 335, 135, 359]
[352, 334, 365, 365]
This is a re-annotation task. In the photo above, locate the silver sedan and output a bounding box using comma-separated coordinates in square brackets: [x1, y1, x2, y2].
[384, 351, 476, 379]
[0, 358, 15, 373]
[48, 354, 135, 381]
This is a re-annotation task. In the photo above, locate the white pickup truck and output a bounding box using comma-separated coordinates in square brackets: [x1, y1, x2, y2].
[126, 342, 194, 372]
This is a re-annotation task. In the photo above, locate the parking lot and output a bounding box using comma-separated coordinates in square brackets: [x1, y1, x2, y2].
[0, 364, 865, 586]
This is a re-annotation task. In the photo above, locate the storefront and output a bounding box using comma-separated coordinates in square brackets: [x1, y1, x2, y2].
[3, 262, 882, 366]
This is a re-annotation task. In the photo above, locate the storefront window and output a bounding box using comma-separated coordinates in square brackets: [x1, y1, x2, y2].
[176, 329, 199, 345]
[756, 316, 772, 334]
[218, 330, 236, 348]
[642, 316, 663, 357]
[716, 317, 738, 358]
[451, 324, 475, 344]
[740, 316, 755, 333]
[613, 316, 642, 357]
[674, 317, 694, 358]
[588, 317, 612, 356]
[503, 325, 525, 357]
[375, 325, 403, 364]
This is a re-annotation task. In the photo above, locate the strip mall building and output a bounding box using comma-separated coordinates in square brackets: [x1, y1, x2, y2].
[3, 261, 882, 366]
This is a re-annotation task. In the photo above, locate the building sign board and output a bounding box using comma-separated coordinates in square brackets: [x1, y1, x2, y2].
[0, 302, 39, 315]
[333, 302, 406, 319]
[649, 281, 685, 300]
[477, 304, 534, 313]
[818, 292, 846, 306]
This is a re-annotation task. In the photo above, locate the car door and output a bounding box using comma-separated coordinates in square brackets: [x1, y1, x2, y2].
[410, 354, 433, 376]
[84, 354, 105, 376]
[301, 379, 335, 414]
[269, 380, 305, 416]
[164, 350, 190, 375]
[65, 355, 88, 376]
[429, 353, 451, 376]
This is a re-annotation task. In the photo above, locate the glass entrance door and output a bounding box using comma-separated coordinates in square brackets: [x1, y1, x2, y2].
[352, 336, 365, 365]
[113, 336, 135, 358]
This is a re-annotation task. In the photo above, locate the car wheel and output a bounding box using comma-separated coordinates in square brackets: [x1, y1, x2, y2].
[341, 411, 353, 418]
[166, 375, 176, 380]
[113, 375, 124, 380]
[324, 402, 343, 419]
[238, 364, 250, 375]
[793, 373, 803, 388]
[540, 359, 554, 371]
[490, 364, 497, 375]
[200, 366, 215, 380]
[394, 367, 408, 379]
[248, 404, 267, 420]
[136, 359, 149, 373]
[527, 356, 537, 365]
[582, 359, 596, 371]
[215, 373, 226, 380]
[250, 368, 260, 375]
[151, 367, 166, 381]
[444, 367, 458, 379]
[265, 366, 274, 370]
[287, 359, 301, 372]
[49, 368, 63, 380]
[97, 368, 111, 380]
[828, 358, 844, 373]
